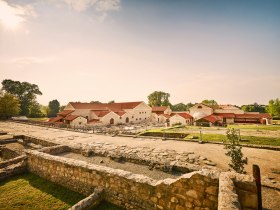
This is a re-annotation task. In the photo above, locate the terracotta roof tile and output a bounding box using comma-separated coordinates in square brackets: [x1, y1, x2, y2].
[235, 113, 272, 119]
[64, 115, 80, 121]
[201, 115, 222, 123]
[215, 113, 236, 118]
[57, 110, 74, 116]
[152, 106, 169, 112]
[48, 116, 63, 123]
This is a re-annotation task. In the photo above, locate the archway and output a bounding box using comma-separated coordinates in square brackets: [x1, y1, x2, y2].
[110, 118, 114, 125]
[125, 117, 129, 123]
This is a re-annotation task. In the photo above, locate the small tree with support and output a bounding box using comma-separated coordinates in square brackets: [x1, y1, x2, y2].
[224, 128, 248, 174]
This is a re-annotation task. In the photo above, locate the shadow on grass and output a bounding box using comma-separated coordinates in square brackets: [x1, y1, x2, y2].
[0, 172, 85, 207]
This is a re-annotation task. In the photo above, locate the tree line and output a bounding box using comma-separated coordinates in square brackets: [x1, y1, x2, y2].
[0, 79, 60, 119]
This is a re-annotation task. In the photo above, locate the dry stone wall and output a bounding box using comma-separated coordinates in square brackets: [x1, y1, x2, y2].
[26, 149, 220, 210]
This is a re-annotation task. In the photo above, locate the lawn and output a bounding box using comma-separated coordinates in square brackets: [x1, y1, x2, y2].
[185, 133, 280, 146]
[228, 124, 280, 131]
[0, 173, 85, 210]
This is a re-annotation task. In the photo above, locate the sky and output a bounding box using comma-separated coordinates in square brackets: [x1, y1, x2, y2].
[0, 0, 279, 106]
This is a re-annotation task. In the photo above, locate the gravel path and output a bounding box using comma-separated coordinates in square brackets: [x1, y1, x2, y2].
[57, 152, 182, 180]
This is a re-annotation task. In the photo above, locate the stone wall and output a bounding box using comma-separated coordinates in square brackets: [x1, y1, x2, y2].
[0, 146, 20, 160]
[26, 149, 220, 210]
[14, 135, 58, 147]
[69, 187, 103, 210]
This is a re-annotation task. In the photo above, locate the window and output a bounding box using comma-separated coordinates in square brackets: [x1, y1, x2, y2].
[198, 106, 202, 109]
[139, 112, 141, 114]
[132, 116, 134, 118]
[136, 118, 138, 120]
[120, 117, 122, 119]
[145, 118, 146, 120]
[139, 118, 141, 120]
[79, 122, 82, 125]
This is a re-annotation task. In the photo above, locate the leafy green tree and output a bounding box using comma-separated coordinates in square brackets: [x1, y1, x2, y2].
[0, 92, 20, 119]
[266, 98, 280, 118]
[29, 101, 44, 118]
[202, 99, 219, 109]
[90, 101, 102, 104]
[41, 106, 50, 117]
[59, 105, 66, 112]
[171, 103, 187, 111]
[224, 128, 248, 174]
[241, 103, 266, 113]
[185, 102, 194, 111]
[148, 91, 170, 107]
[108, 100, 115, 104]
[48, 99, 60, 117]
[1, 79, 42, 116]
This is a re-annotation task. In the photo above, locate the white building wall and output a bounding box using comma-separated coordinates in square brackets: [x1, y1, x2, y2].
[189, 104, 213, 116]
[164, 107, 172, 115]
[169, 115, 188, 126]
[125, 102, 152, 124]
[70, 116, 88, 126]
[100, 112, 122, 125]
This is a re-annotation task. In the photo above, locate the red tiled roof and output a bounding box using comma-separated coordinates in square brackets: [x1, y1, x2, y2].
[69, 102, 143, 111]
[152, 106, 169, 112]
[215, 113, 236, 118]
[88, 119, 101, 124]
[97, 111, 111, 117]
[170, 112, 192, 119]
[160, 114, 171, 119]
[57, 110, 74, 116]
[115, 111, 126, 116]
[64, 115, 80, 121]
[177, 113, 193, 119]
[235, 113, 272, 119]
[48, 116, 63, 123]
[202, 115, 222, 123]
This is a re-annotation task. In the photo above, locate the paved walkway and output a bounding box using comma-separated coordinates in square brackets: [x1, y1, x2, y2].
[1, 122, 280, 183]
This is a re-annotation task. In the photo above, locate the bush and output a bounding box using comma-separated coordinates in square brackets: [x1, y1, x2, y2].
[224, 128, 248, 174]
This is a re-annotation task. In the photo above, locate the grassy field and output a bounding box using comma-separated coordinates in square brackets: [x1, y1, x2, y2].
[185, 133, 280, 146]
[0, 173, 84, 210]
[228, 124, 280, 131]
[143, 124, 280, 146]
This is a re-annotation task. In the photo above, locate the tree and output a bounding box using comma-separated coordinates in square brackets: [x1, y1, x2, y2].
[224, 128, 248, 174]
[29, 101, 44, 118]
[0, 92, 20, 119]
[108, 100, 115, 104]
[48, 99, 60, 117]
[90, 101, 102, 104]
[241, 103, 266, 113]
[1, 79, 42, 116]
[171, 103, 187, 111]
[266, 98, 280, 118]
[202, 99, 219, 109]
[148, 91, 170, 107]
[59, 105, 66, 112]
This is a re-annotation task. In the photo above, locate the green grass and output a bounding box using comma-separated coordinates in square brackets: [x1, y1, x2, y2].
[185, 133, 280, 146]
[0, 173, 85, 210]
[228, 124, 280, 131]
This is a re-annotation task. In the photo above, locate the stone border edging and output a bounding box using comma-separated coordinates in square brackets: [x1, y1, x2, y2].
[69, 187, 104, 210]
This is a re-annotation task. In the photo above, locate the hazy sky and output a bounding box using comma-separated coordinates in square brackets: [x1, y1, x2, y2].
[0, 0, 279, 106]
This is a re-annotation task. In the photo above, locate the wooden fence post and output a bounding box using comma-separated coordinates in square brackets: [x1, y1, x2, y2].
[253, 164, 262, 210]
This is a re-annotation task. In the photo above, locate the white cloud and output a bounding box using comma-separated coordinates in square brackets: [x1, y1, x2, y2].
[95, 0, 120, 12]
[51, 0, 121, 12]
[0, 0, 36, 29]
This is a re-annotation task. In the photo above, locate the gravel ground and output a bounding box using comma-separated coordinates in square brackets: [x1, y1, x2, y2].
[262, 187, 280, 210]
[57, 152, 183, 180]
